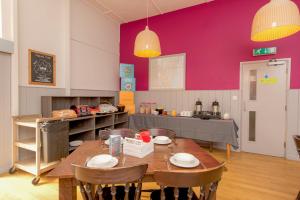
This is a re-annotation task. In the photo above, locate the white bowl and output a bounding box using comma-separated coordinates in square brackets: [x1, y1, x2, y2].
[155, 136, 169, 142]
[87, 154, 113, 166]
[173, 153, 195, 165]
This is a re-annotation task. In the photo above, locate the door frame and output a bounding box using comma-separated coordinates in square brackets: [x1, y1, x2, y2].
[239, 58, 291, 157]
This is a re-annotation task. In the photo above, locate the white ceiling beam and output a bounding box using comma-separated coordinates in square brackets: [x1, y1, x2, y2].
[150, 0, 163, 15]
[95, 0, 127, 23]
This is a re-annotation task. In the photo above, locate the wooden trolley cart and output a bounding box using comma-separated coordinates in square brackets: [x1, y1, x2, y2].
[10, 114, 59, 185]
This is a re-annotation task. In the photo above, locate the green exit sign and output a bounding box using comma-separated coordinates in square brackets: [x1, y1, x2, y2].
[253, 47, 277, 56]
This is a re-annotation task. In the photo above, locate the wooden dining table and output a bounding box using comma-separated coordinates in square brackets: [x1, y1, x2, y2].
[47, 138, 221, 200]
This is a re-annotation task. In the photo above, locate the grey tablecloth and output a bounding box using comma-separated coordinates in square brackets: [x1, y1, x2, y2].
[129, 114, 239, 149]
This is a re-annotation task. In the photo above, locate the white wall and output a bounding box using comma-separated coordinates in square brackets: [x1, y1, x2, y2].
[0, 52, 12, 173]
[70, 0, 120, 91]
[18, 0, 121, 115]
[18, 0, 68, 88]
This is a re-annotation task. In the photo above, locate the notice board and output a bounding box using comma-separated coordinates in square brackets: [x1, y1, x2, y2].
[28, 49, 56, 86]
[149, 53, 185, 90]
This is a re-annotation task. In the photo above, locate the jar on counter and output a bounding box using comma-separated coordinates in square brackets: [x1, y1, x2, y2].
[145, 103, 151, 114]
[139, 103, 146, 114]
[150, 102, 157, 114]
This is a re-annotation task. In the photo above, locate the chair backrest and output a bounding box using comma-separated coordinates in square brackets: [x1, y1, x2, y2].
[73, 163, 148, 200]
[144, 128, 176, 139]
[99, 128, 136, 140]
[293, 135, 300, 157]
[153, 162, 225, 200]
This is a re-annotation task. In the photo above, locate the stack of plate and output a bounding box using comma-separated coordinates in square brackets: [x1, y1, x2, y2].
[69, 140, 83, 147]
[169, 153, 200, 168]
[154, 136, 172, 145]
[86, 154, 118, 168]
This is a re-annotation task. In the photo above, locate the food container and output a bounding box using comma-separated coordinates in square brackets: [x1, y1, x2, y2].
[145, 103, 151, 114]
[123, 137, 154, 158]
[139, 103, 146, 114]
[117, 104, 125, 112]
[156, 108, 164, 115]
[150, 102, 157, 114]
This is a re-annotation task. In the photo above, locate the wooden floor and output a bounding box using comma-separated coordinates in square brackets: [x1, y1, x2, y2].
[1, 149, 300, 200]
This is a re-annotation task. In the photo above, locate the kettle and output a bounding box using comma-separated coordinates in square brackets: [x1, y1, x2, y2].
[194, 99, 202, 115]
[212, 101, 220, 115]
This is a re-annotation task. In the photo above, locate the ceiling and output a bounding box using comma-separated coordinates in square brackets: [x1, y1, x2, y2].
[87, 0, 214, 23]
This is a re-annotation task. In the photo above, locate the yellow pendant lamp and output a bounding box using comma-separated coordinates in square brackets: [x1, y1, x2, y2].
[251, 0, 300, 42]
[134, 0, 161, 58]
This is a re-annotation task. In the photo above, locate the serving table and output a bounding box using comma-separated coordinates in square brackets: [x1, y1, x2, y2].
[129, 114, 239, 159]
[47, 139, 220, 200]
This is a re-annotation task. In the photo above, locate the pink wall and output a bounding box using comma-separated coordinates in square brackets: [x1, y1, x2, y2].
[120, 0, 300, 91]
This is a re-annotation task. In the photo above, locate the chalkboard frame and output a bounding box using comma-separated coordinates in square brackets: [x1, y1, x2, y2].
[28, 49, 56, 86]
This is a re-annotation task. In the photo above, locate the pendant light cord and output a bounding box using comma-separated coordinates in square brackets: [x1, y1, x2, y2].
[147, 0, 149, 27]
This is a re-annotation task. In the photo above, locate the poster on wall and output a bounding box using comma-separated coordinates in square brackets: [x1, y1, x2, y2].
[28, 49, 56, 86]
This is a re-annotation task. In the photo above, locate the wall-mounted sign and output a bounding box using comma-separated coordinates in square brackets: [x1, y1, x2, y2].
[253, 47, 277, 56]
[260, 74, 278, 85]
[28, 49, 56, 86]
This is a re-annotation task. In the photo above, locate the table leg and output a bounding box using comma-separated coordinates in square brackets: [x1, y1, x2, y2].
[209, 142, 213, 152]
[59, 178, 77, 200]
[226, 144, 231, 160]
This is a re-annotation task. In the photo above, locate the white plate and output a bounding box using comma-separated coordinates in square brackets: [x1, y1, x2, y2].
[87, 155, 118, 169]
[69, 140, 83, 147]
[154, 137, 172, 145]
[173, 153, 195, 164]
[104, 138, 124, 145]
[169, 155, 200, 168]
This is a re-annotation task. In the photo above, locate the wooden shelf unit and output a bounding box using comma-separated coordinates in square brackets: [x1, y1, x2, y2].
[42, 96, 115, 118]
[41, 96, 129, 153]
[12, 115, 59, 185]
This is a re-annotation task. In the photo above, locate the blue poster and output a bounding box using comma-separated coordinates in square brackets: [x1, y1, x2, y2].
[120, 63, 134, 78]
[121, 78, 136, 91]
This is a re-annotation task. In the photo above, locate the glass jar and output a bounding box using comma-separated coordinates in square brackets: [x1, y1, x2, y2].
[139, 103, 145, 114]
[145, 103, 151, 114]
[150, 102, 157, 114]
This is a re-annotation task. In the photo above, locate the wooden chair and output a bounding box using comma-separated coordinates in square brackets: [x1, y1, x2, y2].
[73, 163, 148, 200]
[293, 135, 300, 158]
[151, 163, 225, 200]
[99, 128, 136, 140]
[143, 128, 176, 140]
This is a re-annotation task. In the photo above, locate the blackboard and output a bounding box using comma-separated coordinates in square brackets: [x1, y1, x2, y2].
[29, 49, 56, 86]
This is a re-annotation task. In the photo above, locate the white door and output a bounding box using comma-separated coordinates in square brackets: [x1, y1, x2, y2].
[241, 59, 288, 157]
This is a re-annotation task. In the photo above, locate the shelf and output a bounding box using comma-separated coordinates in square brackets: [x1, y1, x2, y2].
[15, 159, 59, 175]
[114, 112, 128, 115]
[69, 146, 77, 152]
[15, 121, 37, 128]
[95, 123, 114, 129]
[114, 120, 129, 125]
[95, 113, 114, 117]
[67, 115, 94, 122]
[15, 138, 38, 152]
[69, 127, 94, 136]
